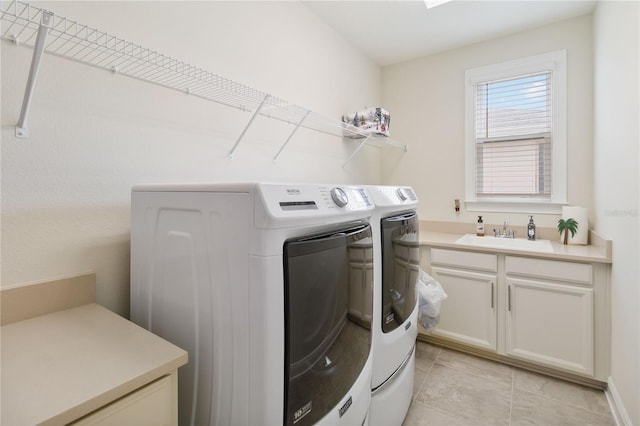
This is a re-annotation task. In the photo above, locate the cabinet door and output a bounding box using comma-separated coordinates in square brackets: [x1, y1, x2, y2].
[430, 267, 497, 351]
[506, 278, 593, 376]
[71, 372, 177, 425]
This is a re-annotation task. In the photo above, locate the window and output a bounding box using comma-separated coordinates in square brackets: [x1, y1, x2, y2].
[465, 50, 567, 213]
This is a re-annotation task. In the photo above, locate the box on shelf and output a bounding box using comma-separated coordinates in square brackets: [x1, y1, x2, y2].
[341, 107, 390, 138]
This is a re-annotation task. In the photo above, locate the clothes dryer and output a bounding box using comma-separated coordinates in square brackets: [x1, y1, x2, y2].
[130, 183, 375, 426]
[365, 185, 420, 426]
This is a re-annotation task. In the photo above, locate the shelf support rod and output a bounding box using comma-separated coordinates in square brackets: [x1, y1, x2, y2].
[15, 10, 53, 139]
[342, 135, 371, 168]
[273, 110, 310, 161]
[229, 94, 270, 158]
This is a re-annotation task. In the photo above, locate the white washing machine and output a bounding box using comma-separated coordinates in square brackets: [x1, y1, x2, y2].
[130, 182, 375, 426]
[366, 186, 420, 426]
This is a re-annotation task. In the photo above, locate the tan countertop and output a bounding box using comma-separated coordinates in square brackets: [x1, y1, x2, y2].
[420, 230, 611, 263]
[1, 303, 188, 425]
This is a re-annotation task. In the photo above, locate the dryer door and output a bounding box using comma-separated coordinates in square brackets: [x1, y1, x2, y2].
[381, 211, 419, 333]
[283, 223, 373, 426]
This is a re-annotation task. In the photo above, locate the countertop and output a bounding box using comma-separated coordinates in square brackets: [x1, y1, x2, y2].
[1, 303, 188, 425]
[420, 230, 611, 263]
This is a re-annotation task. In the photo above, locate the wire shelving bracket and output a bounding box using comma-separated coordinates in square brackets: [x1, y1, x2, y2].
[274, 110, 310, 161]
[1, 0, 407, 160]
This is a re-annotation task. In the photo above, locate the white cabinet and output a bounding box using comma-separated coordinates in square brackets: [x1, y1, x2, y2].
[431, 267, 497, 351]
[429, 249, 498, 352]
[0, 302, 187, 426]
[505, 278, 593, 375]
[505, 257, 594, 376]
[71, 372, 178, 425]
[422, 247, 609, 381]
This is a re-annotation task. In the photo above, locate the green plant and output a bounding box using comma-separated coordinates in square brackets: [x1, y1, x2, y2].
[557, 218, 579, 245]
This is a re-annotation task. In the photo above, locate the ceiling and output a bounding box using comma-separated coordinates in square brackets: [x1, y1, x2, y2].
[303, 0, 597, 66]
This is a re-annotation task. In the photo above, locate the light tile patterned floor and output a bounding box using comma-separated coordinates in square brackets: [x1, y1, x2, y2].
[404, 341, 615, 426]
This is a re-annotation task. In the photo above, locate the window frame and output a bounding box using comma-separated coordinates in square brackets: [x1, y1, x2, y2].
[464, 50, 567, 214]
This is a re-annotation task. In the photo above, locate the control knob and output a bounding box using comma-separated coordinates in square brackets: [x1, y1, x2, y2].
[396, 188, 408, 201]
[330, 187, 349, 207]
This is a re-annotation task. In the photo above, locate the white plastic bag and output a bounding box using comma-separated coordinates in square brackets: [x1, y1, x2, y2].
[416, 269, 448, 333]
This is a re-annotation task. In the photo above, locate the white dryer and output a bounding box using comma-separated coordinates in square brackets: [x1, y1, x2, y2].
[366, 185, 420, 426]
[130, 183, 376, 426]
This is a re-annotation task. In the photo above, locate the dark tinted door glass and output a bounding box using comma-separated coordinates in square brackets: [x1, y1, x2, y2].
[381, 212, 419, 333]
[284, 223, 373, 426]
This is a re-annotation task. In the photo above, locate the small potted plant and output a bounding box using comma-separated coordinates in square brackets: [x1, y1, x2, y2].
[557, 218, 579, 245]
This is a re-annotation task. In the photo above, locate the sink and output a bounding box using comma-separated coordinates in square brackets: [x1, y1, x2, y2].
[455, 234, 553, 252]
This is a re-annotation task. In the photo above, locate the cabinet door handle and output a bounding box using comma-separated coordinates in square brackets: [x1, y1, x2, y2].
[490, 282, 494, 309]
[508, 285, 512, 311]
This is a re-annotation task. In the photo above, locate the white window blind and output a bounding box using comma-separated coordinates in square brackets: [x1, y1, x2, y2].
[475, 72, 552, 197]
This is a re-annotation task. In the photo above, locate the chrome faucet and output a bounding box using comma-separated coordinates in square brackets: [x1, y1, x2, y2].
[493, 220, 516, 238]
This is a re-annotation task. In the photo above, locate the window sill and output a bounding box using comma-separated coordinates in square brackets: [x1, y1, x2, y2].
[464, 200, 565, 215]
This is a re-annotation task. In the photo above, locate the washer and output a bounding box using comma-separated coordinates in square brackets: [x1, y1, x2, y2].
[366, 185, 420, 426]
[130, 182, 375, 426]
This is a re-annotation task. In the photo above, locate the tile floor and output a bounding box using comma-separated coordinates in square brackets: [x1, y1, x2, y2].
[404, 341, 615, 426]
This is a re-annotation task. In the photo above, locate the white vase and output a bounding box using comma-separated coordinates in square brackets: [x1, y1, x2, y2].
[561, 206, 588, 245]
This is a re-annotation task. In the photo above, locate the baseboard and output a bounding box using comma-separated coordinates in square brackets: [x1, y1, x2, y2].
[606, 377, 633, 426]
[419, 334, 607, 389]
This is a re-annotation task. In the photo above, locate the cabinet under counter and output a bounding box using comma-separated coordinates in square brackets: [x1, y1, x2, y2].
[419, 243, 611, 388]
[1, 274, 188, 425]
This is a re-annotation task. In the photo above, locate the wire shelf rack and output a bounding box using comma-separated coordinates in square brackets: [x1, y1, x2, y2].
[1, 0, 406, 161]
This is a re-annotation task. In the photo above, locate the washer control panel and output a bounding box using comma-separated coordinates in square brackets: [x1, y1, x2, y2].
[365, 185, 418, 208]
[258, 183, 373, 220]
[323, 186, 372, 211]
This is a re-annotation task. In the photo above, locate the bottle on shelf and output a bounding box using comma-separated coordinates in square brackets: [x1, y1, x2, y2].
[476, 216, 485, 236]
[527, 216, 536, 240]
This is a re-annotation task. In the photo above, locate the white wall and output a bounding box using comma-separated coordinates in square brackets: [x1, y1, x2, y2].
[1, 1, 384, 316]
[381, 15, 594, 230]
[592, 2, 640, 424]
